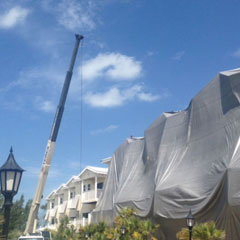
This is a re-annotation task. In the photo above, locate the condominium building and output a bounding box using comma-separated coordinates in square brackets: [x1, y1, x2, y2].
[44, 165, 109, 230]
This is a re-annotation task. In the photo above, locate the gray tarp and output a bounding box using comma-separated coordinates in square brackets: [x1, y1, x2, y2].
[92, 68, 240, 239]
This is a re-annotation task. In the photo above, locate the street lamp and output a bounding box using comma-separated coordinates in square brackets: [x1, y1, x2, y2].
[186, 209, 195, 240]
[85, 232, 89, 239]
[0, 147, 24, 239]
[121, 224, 126, 236]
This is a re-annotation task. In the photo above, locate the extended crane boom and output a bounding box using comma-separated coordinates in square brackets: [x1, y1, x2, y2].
[24, 34, 84, 235]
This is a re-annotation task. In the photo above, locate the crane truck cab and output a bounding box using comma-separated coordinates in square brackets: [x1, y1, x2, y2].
[18, 231, 51, 240]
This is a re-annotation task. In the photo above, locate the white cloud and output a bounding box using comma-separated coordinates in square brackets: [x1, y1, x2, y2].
[24, 166, 60, 178]
[40, 100, 55, 113]
[138, 92, 160, 102]
[84, 85, 140, 107]
[84, 85, 160, 108]
[146, 51, 156, 57]
[35, 96, 56, 113]
[58, 0, 95, 31]
[82, 53, 142, 82]
[1, 67, 63, 93]
[232, 48, 240, 58]
[69, 161, 81, 169]
[90, 125, 119, 135]
[42, 0, 96, 31]
[0, 66, 64, 112]
[172, 51, 185, 61]
[0, 6, 30, 29]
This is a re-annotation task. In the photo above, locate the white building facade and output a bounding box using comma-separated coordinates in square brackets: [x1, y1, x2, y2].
[44, 166, 108, 230]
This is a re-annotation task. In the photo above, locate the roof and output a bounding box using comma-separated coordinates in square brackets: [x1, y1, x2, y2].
[0, 147, 24, 171]
[101, 157, 112, 164]
[18, 236, 44, 240]
[79, 166, 108, 177]
[55, 184, 67, 193]
[65, 176, 79, 186]
[46, 166, 108, 200]
[220, 68, 240, 76]
[127, 136, 144, 143]
[46, 190, 56, 200]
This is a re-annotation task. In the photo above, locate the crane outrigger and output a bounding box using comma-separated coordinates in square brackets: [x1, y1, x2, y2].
[24, 34, 84, 235]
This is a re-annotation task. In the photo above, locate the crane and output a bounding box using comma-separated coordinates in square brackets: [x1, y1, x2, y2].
[24, 34, 84, 235]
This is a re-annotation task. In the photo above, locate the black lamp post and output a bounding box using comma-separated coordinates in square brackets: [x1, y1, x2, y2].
[85, 232, 89, 239]
[0, 147, 24, 239]
[186, 209, 195, 240]
[121, 223, 126, 238]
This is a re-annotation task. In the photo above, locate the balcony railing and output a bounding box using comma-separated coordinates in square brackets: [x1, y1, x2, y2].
[81, 189, 104, 202]
[97, 189, 103, 198]
[69, 218, 82, 227]
[82, 190, 95, 202]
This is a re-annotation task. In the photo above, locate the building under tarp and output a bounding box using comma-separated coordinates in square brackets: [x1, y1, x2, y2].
[92, 68, 240, 239]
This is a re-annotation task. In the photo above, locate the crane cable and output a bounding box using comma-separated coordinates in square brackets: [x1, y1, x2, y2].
[79, 38, 84, 172]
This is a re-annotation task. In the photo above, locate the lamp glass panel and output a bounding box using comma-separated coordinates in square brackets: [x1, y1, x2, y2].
[6, 171, 15, 191]
[14, 172, 21, 191]
[187, 218, 194, 227]
[1, 171, 5, 191]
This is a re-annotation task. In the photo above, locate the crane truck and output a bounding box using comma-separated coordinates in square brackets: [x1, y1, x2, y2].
[20, 34, 84, 239]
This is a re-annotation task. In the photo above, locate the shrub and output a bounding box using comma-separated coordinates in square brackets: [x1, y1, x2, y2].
[79, 208, 159, 240]
[176, 221, 226, 240]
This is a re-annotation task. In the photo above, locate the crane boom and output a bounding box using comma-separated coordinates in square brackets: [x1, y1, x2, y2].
[24, 34, 84, 234]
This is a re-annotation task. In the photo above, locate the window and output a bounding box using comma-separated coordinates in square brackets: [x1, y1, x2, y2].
[70, 192, 75, 199]
[51, 218, 55, 224]
[97, 182, 104, 189]
[83, 185, 86, 192]
[83, 213, 89, 218]
[88, 184, 91, 191]
[60, 197, 63, 204]
[51, 202, 54, 209]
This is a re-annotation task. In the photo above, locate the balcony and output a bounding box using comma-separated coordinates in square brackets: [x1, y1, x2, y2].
[69, 218, 82, 228]
[82, 190, 95, 202]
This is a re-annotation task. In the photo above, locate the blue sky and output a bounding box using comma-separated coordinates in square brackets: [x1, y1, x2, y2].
[0, 0, 240, 201]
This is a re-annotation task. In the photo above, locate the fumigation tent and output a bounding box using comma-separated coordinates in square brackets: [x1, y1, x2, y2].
[92, 69, 240, 239]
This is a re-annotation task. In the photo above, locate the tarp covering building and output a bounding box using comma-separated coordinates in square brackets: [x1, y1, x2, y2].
[92, 69, 240, 239]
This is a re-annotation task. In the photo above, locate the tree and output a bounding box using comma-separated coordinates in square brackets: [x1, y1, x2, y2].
[79, 208, 159, 240]
[112, 208, 159, 240]
[78, 222, 108, 240]
[51, 215, 77, 240]
[0, 194, 32, 239]
[193, 221, 225, 240]
[176, 221, 226, 240]
[9, 195, 25, 232]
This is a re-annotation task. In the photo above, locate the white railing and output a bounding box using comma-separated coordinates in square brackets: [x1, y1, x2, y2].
[82, 190, 95, 202]
[45, 223, 58, 230]
[69, 218, 82, 228]
[97, 189, 103, 198]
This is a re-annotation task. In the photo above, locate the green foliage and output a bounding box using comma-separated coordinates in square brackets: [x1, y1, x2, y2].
[111, 207, 159, 240]
[41, 203, 48, 210]
[0, 194, 32, 238]
[78, 208, 159, 240]
[176, 227, 190, 240]
[193, 221, 226, 240]
[9, 195, 26, 232]
[176, 221, 226, 240]
[51, 216, 77, 240]
[7, 229, 23, 240]
[78, 222, 108, 240]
